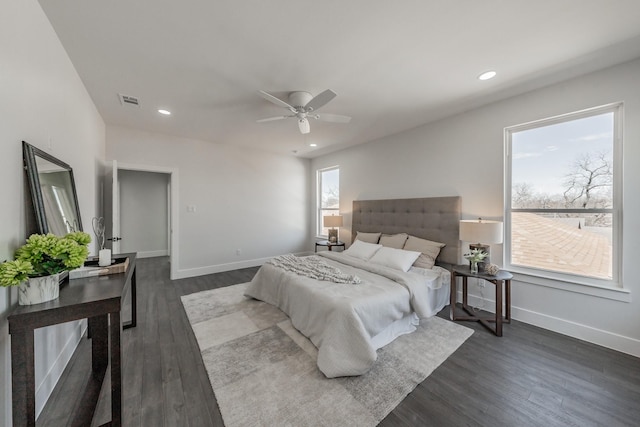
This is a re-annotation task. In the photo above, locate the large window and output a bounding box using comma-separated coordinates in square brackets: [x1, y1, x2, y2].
[505, 103, 622, 287]
[317, 166, 339, 237]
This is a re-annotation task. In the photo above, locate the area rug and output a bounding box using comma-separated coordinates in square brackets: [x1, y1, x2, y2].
[181, 283, 473, 427]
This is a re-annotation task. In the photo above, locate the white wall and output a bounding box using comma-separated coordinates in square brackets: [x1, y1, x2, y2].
[0, 0, 105, 423]
[119, 170, 170, 257]
[312, 58, 640, 357]
[106, 126, 311, 277]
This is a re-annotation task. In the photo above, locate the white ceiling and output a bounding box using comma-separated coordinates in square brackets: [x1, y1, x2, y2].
[39, 0, 640, 158]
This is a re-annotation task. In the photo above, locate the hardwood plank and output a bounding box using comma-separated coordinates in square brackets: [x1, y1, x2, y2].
[36, 257, 640, 427]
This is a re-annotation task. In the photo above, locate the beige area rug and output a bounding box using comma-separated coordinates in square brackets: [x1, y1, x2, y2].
[181, 283, 473, 427]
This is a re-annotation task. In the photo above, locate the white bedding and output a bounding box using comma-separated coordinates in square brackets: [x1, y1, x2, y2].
[243, 251, 450, 378]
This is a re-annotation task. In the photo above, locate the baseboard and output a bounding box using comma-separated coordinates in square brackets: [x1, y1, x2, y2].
[137, 249, 169, 259]
[35, 320, 86, 418]
[458, 290, 640, 358]
[174, 251, 311, 280]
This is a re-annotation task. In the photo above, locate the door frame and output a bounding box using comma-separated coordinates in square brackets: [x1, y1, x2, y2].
[115, 162, 179, 280]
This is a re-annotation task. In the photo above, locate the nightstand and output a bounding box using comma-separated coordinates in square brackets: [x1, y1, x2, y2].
[450, 264, 513, 336]
[315, 240, 345, 252]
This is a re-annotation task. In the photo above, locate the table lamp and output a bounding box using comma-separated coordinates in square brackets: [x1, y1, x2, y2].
[323, 215, 343, 243]
[460, 218, 503, 271]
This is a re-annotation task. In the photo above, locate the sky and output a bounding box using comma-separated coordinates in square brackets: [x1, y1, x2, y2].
[511, 111, 614, 196]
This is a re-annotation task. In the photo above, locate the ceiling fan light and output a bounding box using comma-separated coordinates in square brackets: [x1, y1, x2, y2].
[298, 118, 310, 134]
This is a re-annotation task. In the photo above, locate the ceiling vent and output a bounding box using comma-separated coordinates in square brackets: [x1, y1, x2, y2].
[118, 93, 140, 107]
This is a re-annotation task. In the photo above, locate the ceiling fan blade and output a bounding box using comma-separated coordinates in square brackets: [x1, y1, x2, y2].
[314, 113, 352, 123]
[304, 89, 337, 112]
[298, 118, 310, 134]
[257, 90, 295, 111]
[256, 115, 290, 123]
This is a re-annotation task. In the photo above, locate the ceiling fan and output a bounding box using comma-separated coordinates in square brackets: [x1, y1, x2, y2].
[257, 89, 352, 134]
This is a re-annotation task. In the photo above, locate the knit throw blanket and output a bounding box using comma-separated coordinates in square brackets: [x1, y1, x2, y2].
[267, 254, 362, 284]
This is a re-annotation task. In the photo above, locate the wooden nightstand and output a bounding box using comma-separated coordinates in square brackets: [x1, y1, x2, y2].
[315, 240, 345, 252]
[450, 264, 513, 336]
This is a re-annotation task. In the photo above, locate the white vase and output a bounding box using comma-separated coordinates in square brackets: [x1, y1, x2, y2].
[18, 273, 61, 305]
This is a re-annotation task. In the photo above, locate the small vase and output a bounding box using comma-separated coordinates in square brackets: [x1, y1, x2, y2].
[470, 261, 479, 275]
[18, 273, 61, 305]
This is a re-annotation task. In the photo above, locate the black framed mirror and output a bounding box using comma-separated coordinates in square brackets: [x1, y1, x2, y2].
[23, 141, 83, 235]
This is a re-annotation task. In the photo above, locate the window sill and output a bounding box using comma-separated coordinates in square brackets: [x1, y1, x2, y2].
[508, 268, 631, 303]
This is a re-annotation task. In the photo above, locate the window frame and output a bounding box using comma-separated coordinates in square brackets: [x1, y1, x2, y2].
[316, 165, 340, 238]
[504, 102, 624, 293]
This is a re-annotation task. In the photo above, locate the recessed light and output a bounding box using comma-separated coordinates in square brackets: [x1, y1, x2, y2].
[309, 143, 317, 147]
[478, 70, 497, 81]
[158, 109, 171, 115]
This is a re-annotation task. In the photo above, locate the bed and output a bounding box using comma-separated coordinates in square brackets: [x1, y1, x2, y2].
[244, 196, 461, 378]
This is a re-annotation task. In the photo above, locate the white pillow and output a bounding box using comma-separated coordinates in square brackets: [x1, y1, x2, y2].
[369, 247, 421, 272]
[343, 240, 382, 261]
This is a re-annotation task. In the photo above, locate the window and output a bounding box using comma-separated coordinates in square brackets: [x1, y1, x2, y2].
[317, 166, 339, 236]
[505, 103, 622, 287]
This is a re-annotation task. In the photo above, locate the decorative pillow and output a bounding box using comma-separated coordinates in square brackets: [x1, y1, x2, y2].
[343, 239, 382, 261]
[379, 233, 409, 249]
[369, 247, 421, 272]
[403, 235, 446, 269]
[355, 231, 381, 244]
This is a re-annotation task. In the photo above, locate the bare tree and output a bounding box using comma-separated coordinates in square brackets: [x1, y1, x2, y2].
[563, 152, 612, 209]
[512, 182, 534, 208]
[322, 185, 339, 208]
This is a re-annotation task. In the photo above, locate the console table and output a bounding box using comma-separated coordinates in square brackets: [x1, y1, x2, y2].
[8, 253, 137, 427]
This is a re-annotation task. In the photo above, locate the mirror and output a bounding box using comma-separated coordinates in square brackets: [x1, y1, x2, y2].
[23, 141, 83, 235]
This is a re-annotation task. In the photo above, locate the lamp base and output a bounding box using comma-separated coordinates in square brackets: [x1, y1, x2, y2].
[328, 228, 338, 243]
[470, 243, 490, 272]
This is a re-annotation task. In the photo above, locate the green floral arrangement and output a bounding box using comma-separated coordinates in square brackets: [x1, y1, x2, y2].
[464, 248, 488, 263]
[0, 232, 91, 287]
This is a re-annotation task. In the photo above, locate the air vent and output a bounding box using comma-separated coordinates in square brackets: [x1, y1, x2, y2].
[118, 93, 140, 107]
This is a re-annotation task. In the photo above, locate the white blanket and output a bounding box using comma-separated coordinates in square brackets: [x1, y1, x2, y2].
[244, 252, 450, 378]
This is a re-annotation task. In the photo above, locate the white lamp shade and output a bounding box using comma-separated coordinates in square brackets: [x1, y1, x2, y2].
[323, 215, 343, 228]
[460, 219, 503, 244]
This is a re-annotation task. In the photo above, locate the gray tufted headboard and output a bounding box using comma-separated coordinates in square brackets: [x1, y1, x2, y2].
[351, 196, 461, 266]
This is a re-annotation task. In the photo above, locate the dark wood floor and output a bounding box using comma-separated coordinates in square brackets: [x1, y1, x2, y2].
[37, 257, 640, 426]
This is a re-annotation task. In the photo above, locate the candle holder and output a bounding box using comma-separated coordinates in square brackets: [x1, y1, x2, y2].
[92, 217, 111, 266]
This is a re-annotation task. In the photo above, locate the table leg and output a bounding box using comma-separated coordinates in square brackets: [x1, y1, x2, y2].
[124, 266, 137, 329]
[495, 280, 503, 337]
[11, 330, 35, 427]
[462, 276, 468, 307]
[89, 315, 108, 373]
[110, 310, 122, 427]
[505, 279, 511, 321]
[450, 272, 457, 320]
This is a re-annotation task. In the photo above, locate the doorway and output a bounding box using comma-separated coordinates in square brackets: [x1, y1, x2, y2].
[104, 161, 179, 279]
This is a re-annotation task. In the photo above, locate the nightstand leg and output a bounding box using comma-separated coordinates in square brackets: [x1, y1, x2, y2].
[450, 272, 456, 320]
[462, 276, 468, 307]
[495, 280, 503, 337]
[505, 279, 511, 321]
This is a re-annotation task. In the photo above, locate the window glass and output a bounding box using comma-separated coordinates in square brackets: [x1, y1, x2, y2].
[506, 105, 620, 285]
[317, 167, 339, 236]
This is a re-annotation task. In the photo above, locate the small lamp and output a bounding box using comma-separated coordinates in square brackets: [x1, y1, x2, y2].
[323, 215, 343, 243]
[460, 218, 503, 271]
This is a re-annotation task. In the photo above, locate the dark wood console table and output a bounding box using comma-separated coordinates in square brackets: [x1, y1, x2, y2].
[8, 253, 137, 427]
